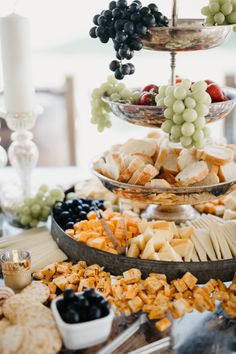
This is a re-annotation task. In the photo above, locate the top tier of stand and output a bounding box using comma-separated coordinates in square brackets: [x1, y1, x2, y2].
[143, 19, 232, 52]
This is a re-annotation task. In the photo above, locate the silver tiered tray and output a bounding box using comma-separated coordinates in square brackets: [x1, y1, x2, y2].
[51, 216, 236, 283]
[103, 87, 236, 128]
[92, 160, 236, 222]
[143, 19, 233, 52]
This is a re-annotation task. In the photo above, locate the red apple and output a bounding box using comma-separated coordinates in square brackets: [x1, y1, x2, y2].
[138, 92, 156, 106]
[142, 84, 159, 94]
[206, 83, 227, 103]
[205, 79, 215, 85]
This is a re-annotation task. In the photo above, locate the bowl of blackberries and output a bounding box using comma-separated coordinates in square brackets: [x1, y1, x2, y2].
[51, 288, 114, 350]
[53, 198, 106, 231]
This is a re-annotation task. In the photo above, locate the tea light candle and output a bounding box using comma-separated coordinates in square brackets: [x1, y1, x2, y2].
[0, 13, 35, 113]
[0, 250, 32, 292]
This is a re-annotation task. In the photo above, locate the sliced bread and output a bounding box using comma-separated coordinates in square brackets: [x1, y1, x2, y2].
[193, 172, 219, 186]
[219, 161, 236, 182]
[177, 149, 198, 171]
[201, 145, 234, 166]
[163, 153, 179, 176]
[175, 161, 209, 186]
[121, 138, 157, 157]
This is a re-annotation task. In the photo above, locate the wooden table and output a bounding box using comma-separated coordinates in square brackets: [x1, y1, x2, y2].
[0, 167, 236, 354]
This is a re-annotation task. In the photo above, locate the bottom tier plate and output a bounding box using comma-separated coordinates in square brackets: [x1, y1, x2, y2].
[51, 217, 236, 283]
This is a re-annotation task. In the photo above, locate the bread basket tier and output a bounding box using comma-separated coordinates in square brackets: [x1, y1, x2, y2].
[103, 87, 236, 129]
[92, 163, 236, 207]
[143, 19, 232, 52]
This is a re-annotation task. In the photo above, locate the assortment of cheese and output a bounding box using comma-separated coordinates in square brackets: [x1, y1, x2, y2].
[196, 189, 236, 220]
[65, 210, 141, 254]
[128, 215, 236, 262]
[94, 132, 236, 187]
[0, 227, 67, 272]
[65, 210, 236, 262]
[34, 260, 236, 331]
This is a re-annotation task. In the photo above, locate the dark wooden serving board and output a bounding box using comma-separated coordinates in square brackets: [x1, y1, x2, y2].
[51, 217, 236, 283]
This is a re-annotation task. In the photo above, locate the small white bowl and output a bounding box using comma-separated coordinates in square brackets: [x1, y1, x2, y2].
[51, 292, 114, 350]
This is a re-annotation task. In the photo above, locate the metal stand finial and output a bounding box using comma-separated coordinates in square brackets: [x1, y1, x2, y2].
[170, 0, 178, 86]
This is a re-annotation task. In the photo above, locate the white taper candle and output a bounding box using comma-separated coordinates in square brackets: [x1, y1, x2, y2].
[0, 13, 35, 113]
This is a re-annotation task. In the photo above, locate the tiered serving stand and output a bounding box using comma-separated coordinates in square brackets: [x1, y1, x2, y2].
[95, 0, 236, 223]
[53, 1, 236, 282]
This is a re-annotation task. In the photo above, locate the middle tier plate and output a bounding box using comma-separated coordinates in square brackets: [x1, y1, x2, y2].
[103, 87, 236, 129]
[93, 165, 236, 206]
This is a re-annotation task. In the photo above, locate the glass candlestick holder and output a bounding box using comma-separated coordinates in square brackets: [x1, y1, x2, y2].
[1, 106, 43, 198]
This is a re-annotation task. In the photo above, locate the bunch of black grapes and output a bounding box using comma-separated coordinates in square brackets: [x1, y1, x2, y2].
[89, 0, 168, 80]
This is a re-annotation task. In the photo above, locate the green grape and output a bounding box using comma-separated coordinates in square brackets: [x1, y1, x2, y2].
[35, 192, 45, 203]
[161, 120, 173, 134]
[20, 216, 31, 227]
[44, 196, 55, 207]
[221, 2, 233, 15]
[184, 97, 196, 109]
[105, 120, 112, 128]
[166, 86, 175, 96]
[107, 75, 117, 85]
[131, 92, 140, 103]
[22, 206, 31, 216]
[206, 15, 215, 25]
[159, 86, 167, 96]
[195, 104, 209, 117]
[226, 12, 236, 23]
[171, 125, 182, 139]
[194, 140, 205, 149]
[180, 136, 193, 149]
[173, 100, 185, 114]
[181, 79, 192, 90]
[201, 6, 211, 16]
[173, 114, 184, 125]
[209, 2, 220, 14]
[214, 12, 225, 24]
[193, 129, 205, 142]
[195, 116, 206, 129]
[193, 90, 209, 103]
[31, 204, 41, 217]
[110, 93, 120, 102]
[192, 81, 208, 92]
[156, 98, 165, 107]
[174, 86, 187, 100]
[164, 96, 175, 107]
[181, 122, 195, 137]
[182, 108, 198, 123]
[41, 206, 51, 219]
[120, 89, 132, 100]
[50, 188, 64, 201]
[164, 108, 174, 119]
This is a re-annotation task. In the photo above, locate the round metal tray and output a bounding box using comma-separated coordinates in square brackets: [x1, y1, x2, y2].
[93, 165, 236, 206]
[103, 87, 236, 129]
[143, 19, 232, 52]
[51, 216, 236, 283]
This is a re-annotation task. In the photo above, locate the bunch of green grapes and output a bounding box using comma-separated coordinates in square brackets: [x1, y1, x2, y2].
[16, 184, 65, 228]
[201, 0, 236, 27]
[91, 76, 140, 132]
[156, 80, 211, 149]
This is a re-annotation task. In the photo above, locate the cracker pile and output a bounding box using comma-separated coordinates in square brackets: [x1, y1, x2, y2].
[34, 261, 236, 332]
[94, 132, 236, 187]
[0, 282, 62, 354]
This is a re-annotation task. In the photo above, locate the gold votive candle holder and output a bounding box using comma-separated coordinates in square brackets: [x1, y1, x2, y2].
[0, 249, 32, 292]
